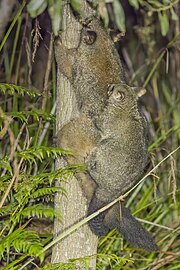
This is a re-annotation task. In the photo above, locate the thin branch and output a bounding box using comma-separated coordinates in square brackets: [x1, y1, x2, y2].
[136, 218, 174, 231]
[42, 32, 54, 112]
[0, 137, 31, 208]
[0, 157, 24, 208]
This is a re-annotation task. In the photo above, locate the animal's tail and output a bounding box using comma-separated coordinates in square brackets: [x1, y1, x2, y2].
[88, 196, 158, 251]
[88, 195, 109, 236]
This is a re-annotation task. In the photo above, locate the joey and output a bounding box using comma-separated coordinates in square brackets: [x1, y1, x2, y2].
[87, 84, 149, 203]
[87, 84, 158, 251]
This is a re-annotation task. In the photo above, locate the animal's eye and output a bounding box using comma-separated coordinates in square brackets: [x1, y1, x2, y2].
[115, 91, 125, 101]
[82, 30, 97, 45]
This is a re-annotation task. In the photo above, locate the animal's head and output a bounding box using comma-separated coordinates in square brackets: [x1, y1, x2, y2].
[107, 83, 146, 114]
[78, 17, 124, 84]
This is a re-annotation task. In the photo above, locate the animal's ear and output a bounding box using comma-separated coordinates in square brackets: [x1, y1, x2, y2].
[107, 84, 115, 96]
[132, 87, 146, 98]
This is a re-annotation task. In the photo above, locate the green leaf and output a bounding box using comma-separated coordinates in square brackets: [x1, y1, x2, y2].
[162, 0, 171, 4]
[0, 157, 12, 176]
[129, 0, 139, 9]
[98, 2, 109, 28]
[148, 125, 179, 151]
[112, 0, 126, 32]
[148, 0, 163, 8]
[17, 146, 72, 164]
[158, 11, 169, 36]
[20, 204, 59, 220]
[170, 8, 179, 21]
[48, 0, 62, 36]
[70, 0, 81, 12]
[27, 0, 48, 18]
[0, 228, 44, 261]
[0, 83, 41, 97]
[5, 112, 28, 122]
[0, 202, 18, 217]
[21, 108, 55, 122]
[31, 186, 66, 199]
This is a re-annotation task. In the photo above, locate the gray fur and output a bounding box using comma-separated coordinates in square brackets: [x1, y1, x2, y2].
[55, 15, 157, 251]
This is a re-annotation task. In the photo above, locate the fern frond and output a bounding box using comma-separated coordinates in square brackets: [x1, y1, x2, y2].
[25, 108, 56, 122]
[3, 109, 55, 123]
[0, 83, 41, 97]
[4, 111, 28, 122]
[19, 204, 60, 220]
[62, 164, 87, 174]
[31, 186, 66, 199]
[17, 146, 73, 163]
[0, 177, 11, 193]
[0, 228, 44, 261]
[14, 169, 71, 203]
[0, 202, 18, 217]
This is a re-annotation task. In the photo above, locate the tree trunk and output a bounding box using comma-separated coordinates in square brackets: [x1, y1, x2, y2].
[51, 1, 98, 269]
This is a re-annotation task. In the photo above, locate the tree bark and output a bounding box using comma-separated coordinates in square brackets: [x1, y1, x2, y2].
[51, 1, 98, 269]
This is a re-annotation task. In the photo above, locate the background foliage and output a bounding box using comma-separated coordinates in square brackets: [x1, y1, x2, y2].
[0, 0, 179, 269]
